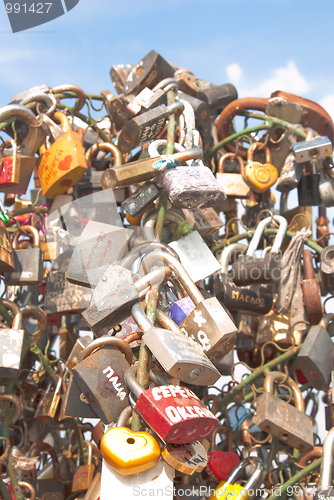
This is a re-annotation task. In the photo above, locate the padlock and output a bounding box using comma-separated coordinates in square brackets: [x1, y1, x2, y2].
[66, 220, 133, 288]
[140, 250, 237, 362]
[252, 371, 314, 451]
[243, 142, 278, 193]
[60, 371, 98, 420]
[121, 181, 160, 219]
[276, 151, 305, 193]
[34, 376, 62, 421]
[132, 304, 221, 386]
[100, 406, 161, 476]
[82, 265, 172, 337]
[279, 191, 313, 238]
[125, 365, 218, 444]
[29, 442, 66, 500]
[292, 134, 332, 163]
[317, 426, 334, 493]
[297, 159, 322, 207]
[301, 249, 323, 325]
[72, 441, 96, 492]
[0, 299, 25, 377]
[0, 219, 15, 273]
[72, 337, 133, 424]
[161, 440, 208, 475]
[38, 111, 88, 198]
[195, 83, 238, 117]
[182, 207, 223, 237]
[126, 85, 170, 115]
[40, 230, 58, 262]
[85, 141, 123, 170]
[216, 153, 250, 198]
[101, 90, 134, 131]
[117, 101, 184, 153]
[319, 157, 334, 206]
[256, 309, 295, 348]
[110, 62, 136, 94]
[213, 243, 274, 315]
[205, 426, 240, 482]
[101, 145, 202, 190]
[4, 225, 43, 285]
[65, 336, 92, 372]
[297, 314, 334, 391]
[320, 245, 334, 295]
[231, 215, 288, 286]
[209, 458, 264, 500]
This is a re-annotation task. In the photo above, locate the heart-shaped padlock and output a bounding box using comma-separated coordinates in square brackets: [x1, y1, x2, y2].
[243, 142, 278, 193]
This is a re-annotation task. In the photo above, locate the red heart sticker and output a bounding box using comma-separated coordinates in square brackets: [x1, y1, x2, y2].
[58, 155, 72, 171]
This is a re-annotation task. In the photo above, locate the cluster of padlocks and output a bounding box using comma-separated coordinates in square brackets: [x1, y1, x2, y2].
[0, 49, 334, 500]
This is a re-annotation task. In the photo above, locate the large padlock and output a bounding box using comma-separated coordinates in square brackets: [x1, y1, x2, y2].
[125, 365, 218, 444]
[216, 153, 250, 198]
[139, 250, 237, 362]
[4, 225, 43, 285]
[38, 111, 88, 198]
[231, 215, 288, 286]
[213, 243, 274, 315]
[243, 142, 278, 193]
[297, 314, 334, 391]
[252, 371, 314, 451]
[301, 249, 323, 325]
[72, 337, 133, 424]
[121, 181, 160, 219]
[209, 458, 264, 500]
[132, 304, 221, 386]
[0, 299, 25, 378]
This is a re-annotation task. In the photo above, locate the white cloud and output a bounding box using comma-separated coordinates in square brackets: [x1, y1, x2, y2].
[226, 63, 242, 84]
[320, 94, 334, 122]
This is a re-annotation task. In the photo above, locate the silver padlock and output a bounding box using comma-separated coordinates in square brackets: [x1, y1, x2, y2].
[0, 299, 25, 378]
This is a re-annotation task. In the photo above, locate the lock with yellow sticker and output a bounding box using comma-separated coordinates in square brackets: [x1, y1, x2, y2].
[38, 111, 88, 198]
[243, 142, 278, 193]
[209, 458, 264, 500]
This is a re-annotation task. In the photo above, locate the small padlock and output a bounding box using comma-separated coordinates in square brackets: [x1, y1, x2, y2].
[38, 111, 88, 198]
[231, 215, 288, 286]
[182, 207, 223, 237]
[276, 151, 305, 193]
[40, 230, 58, 262]
[72, 441, 96, 493]
[34, 376, 62, 421]
[0, 299, 25, 378]
[121, 181, 160, 219]
[243, 142, 278, 193]
[216, 153, 250, 198]
[252, 371, 314, 451]
[5, 225, 43, 286]
[125, 365, 218, 444]
[205, 426, 240, 482]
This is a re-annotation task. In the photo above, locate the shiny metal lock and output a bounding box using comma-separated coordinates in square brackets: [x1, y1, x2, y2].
[40, 230, 58, 262]
[216, 153, 250, 198]
[231, 215, 288, 286]
[0, 299, 25, 378]
[297, 314, 334, 391]
[132, 304, 220, 386]
[38, 111, 88, 198]
[100, 406, 161, 476]
[4, 225, 43, 285]
[117, 101, 184, 153]
[301, 249, 323, 325]
[243, 142, 278, 193]
[319, 157, 334, 206]
[213, 243, 274, 315]
[140, 250, 237, 362]
[292, 134, 332, 163]
[209, 458, 264, 500]
[205, 426, 240, 482]
[252, 371, 314, 451]
[0, 104, 40, 195]
[125, 366, 218, 444]
[82, 265, 171, 337]
[72, 441, 96, 493]
[34, 376, 62, 421]
[161, 440, 208, 475]
[320, 245, 334, 295]
[66, 220, 133, 288]
[72, 337, 133, 424]
[0, 219, 15, 274]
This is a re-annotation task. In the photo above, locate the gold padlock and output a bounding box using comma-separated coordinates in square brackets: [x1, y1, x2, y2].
[72, 441, 96, 493]
[40, 230, 59, 262]
[34, 376, 62, 421]
[243, 142, 278, 193]
[216, 152, 250, 198]
[38, 112, 88, 199]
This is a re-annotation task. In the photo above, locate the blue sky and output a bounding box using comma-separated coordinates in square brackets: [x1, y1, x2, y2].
[0, 0, 333, 119]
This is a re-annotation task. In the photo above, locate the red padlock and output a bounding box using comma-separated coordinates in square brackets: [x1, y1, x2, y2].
[125, 366, 218, 444]
[205, 426, 240, 481]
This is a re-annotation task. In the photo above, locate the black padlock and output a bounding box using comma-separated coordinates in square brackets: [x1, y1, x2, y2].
[110, 63, 136, 94]
[195, 83, 238, 116]
[121, 181, 160, 218]
[101, 90, 134, 131]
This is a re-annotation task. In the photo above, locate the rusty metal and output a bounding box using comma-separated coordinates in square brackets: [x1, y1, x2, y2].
[302, 249, 323, 325]
[316, 206, 329, 248]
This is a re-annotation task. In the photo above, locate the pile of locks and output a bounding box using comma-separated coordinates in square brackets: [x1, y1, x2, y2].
[0, 49, 334, 500]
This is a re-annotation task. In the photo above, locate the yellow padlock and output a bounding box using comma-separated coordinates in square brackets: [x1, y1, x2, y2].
[38, 112, 88, 199]
[243, 142, 278, 193]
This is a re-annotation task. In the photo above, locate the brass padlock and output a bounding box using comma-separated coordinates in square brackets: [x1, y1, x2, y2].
[38, 111, 88, 198]
[72, 441, 96, 493]
[40, 230, 59, 262]
[0, 219, 15, 273]
[216, 153, 250, 198]
[243, 142, 278, 193]
[34, 376, 62, 421]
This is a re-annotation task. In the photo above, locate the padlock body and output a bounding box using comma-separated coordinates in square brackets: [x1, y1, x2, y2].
[5, 247, 43, 285]
[134, 384, 218, 444]
[121, 181, 160, 218]
[320, 246, 334, 294]
[243, 160, 278, 193]
[38, 131, 87, 199]
[61, 374, 98, 419]
[209, 481, 247, 500]
[297, 172, 321, 206]
[0, 155, 36, 195]
[252, 392, 313, 451]
[216, 172, 250, 198]
[72, 346, 130, 424]
[72, 464, 96, 492]
[231, 252, 282, 286]
[44, 270, 92, 316]
[0, 328, 24, 377]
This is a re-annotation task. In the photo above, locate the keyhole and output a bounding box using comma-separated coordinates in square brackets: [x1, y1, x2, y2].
[127, 438, 135, 445]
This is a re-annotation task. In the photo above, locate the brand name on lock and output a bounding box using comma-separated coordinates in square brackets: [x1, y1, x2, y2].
[103, 366, 127, 401]
[86, 231, 113, 270]
[231, 290, 266, 307]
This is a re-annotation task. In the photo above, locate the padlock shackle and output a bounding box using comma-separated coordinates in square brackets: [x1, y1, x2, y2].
[217, 153, 244, 174]
[148, 138, 202, 164]
[246, 215, 288, 257]
[51, 84, 86, 111]
[84, 440, 93, 465]
[221, 457, 263, 499]
[0, 394, 23, 423]
[53, 111, 72, 133]
[81, 337, 133, 366]
[297, 446, 322, 466]
[219, 243, 248, 273]
[12, 225, 40, 249]
[18, 482, 36, 500]
[140, 250, 204, 306]
[21, 92, 57, 116]
[166, 100, 184, 119]
[41, 113, 63, 139]
[155, 308, 184, 335]
[135, 265, 172, 295]
[210, 425, 233, 453]
[131, 303, 154, 333]
[152, 78, 178, 92]
[119, 240, 180, 270]
[28, 442, 61, 482]
[117, 405, 132, 427]
[148, 139, 185, 157]
[1, 299, 22, 330]
[124, 365, 145, 400]
[20, 305, 46, 335]
[263, 371, 305, 413]
[319, 313, 334, 329]
[247, 142, 271, 163]
[319, 426, 334, 487]
[0, 139, 17, 156]
[85, 141, 122, 167]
